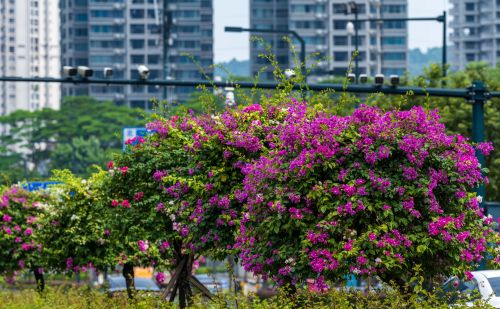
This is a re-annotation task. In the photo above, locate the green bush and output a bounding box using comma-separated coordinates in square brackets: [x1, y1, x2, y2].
[0, 286, 493, 309]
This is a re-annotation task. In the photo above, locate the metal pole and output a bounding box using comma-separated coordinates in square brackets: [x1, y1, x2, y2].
[469, 81, 488, 208]
[442, 11, 447, 78]
[163, 8, 172, 105]
[0, 76, 475, 97]
[354, 8, 359, 83]
[287, 30, 307, 80]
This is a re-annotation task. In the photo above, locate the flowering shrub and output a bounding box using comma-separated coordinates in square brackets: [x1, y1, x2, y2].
[38, 170, 117, 274]
[0, 185, 51, 280]
[237, 103, 497, 289]
[104, 101, 292, 304]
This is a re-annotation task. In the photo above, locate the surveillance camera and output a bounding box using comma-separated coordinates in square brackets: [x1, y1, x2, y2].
[103, 67, 113, 78]
[284, 69, 296, 79]
[374, 74, 385, 85]
[77, 66, 93, 78]
[347, 73, 356, 83]
[359, 74, 368, 83]
[390, 74, 400, 86]
[137, 65, 150, 80]
[63, 66, 77, 77]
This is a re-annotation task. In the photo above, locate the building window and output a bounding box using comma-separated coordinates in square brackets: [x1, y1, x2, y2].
[74, 0, 88, 6]
[147, 54, 160, 64]
[75, 13, 88, 21]
[131, 39, 145, 49]
[173, 10, 200, 19]
[130, 24, 145, 34]
[75, 43, 89, 51]
[333, 36, 348, 46]
[90, 40, 124, 48]
[292, 21, 325, 29]
[91, 25, 124, 33]
[252, 8, 273, 18]
[334, 52, 349, 61]
[131, 55, 145, 64]
[383, 52, 406, 61]
[382, 37, 406, 45]
[466, 53, 475, 61]
[382, 68, 405, 76]
[130, 9, 144, 19]
[465, 3, 475, 11]
[75, 28, 88, 36]
[90, 10, 124, 18]
[381, 5, 406, 14]
[291, 4, 325, 13]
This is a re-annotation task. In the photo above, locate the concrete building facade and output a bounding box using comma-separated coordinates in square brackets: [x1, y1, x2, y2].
[60, 0, 213, 108]
[0, 0, 61, 115]
[450, 0, 500, 71]
[250, 0, 408, 80]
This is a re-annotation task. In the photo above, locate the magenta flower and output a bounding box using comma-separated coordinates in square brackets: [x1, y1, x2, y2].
[111, 200, 119, 207]
[121, 200, 131, 208]
[155, 272, 166, 284]
[138, 240, 149, 252]
[2, 214, 12, 222]
[133, 192, 144, 201]
[24, 228, 33, 236]
[119, 166, 129, 175]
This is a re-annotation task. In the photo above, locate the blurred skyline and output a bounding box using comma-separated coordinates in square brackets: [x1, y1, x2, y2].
[214, 0, 448, 62]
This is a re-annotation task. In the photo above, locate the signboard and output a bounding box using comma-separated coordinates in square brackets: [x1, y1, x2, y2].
[21, 181, 62, 192]
[122, 127, 156, 152]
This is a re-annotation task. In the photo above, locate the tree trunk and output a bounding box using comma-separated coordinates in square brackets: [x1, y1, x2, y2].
[122, 262, 135, 299]
[177, 254, 194, 309]
[33, 267, 45, 292]
[163, 242, 202, 307]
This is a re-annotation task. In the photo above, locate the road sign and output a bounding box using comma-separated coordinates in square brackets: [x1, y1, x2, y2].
[122, 127, 156, 152]
[21, 181, 61, 192]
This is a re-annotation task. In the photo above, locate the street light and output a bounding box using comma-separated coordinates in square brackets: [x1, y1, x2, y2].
[224, 26, 307, 81]
[347, 12, 448, 79]
[344, 2, 359, 83]
[346, 21, 355, 72]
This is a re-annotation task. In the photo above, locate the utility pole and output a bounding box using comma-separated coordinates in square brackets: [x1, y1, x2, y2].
[163, 5, 172, 107]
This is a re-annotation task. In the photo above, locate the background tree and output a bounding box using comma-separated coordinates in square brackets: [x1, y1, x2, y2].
[38, 169, 117, 279]
[0, 96, 144, 184]
[0, 185, 53, 291]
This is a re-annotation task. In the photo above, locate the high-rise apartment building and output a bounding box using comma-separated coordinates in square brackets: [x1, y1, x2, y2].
[0, 0, 61, 115]
[250, 0, 408, 80]
[449, 0, 500, 71]
[60, 0, 213, 108]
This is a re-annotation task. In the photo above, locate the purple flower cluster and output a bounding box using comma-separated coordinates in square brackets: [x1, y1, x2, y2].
[234, 103, 495, 290]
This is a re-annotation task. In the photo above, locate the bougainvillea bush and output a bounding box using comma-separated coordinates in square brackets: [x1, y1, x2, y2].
[39, 170, 117, 275]
[0, 185, 51, 285]
[237, 103, 497, 290]
[104, 102, 291, 304]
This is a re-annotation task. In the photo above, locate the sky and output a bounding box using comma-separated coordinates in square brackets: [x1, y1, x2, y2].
[214, 0, 448, 63]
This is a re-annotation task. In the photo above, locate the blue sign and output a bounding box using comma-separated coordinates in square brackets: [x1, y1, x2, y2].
[122, 127, 156, 152]
[22, 181, 62, 192]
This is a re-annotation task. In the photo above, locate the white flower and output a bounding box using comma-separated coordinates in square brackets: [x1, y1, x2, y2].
[70, 214, 78, 221]
[170, 214, 176, 221]
[352, 268, 360, 275]
[477, 195, 483, 204]
[169, 200, 174, 205]
[375, 258, 382, 264]
[81, 179, 87, 184]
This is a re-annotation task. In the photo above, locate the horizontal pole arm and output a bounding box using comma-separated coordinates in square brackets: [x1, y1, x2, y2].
[349, 16, 444, 23]
[0, 76, 472, 99]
